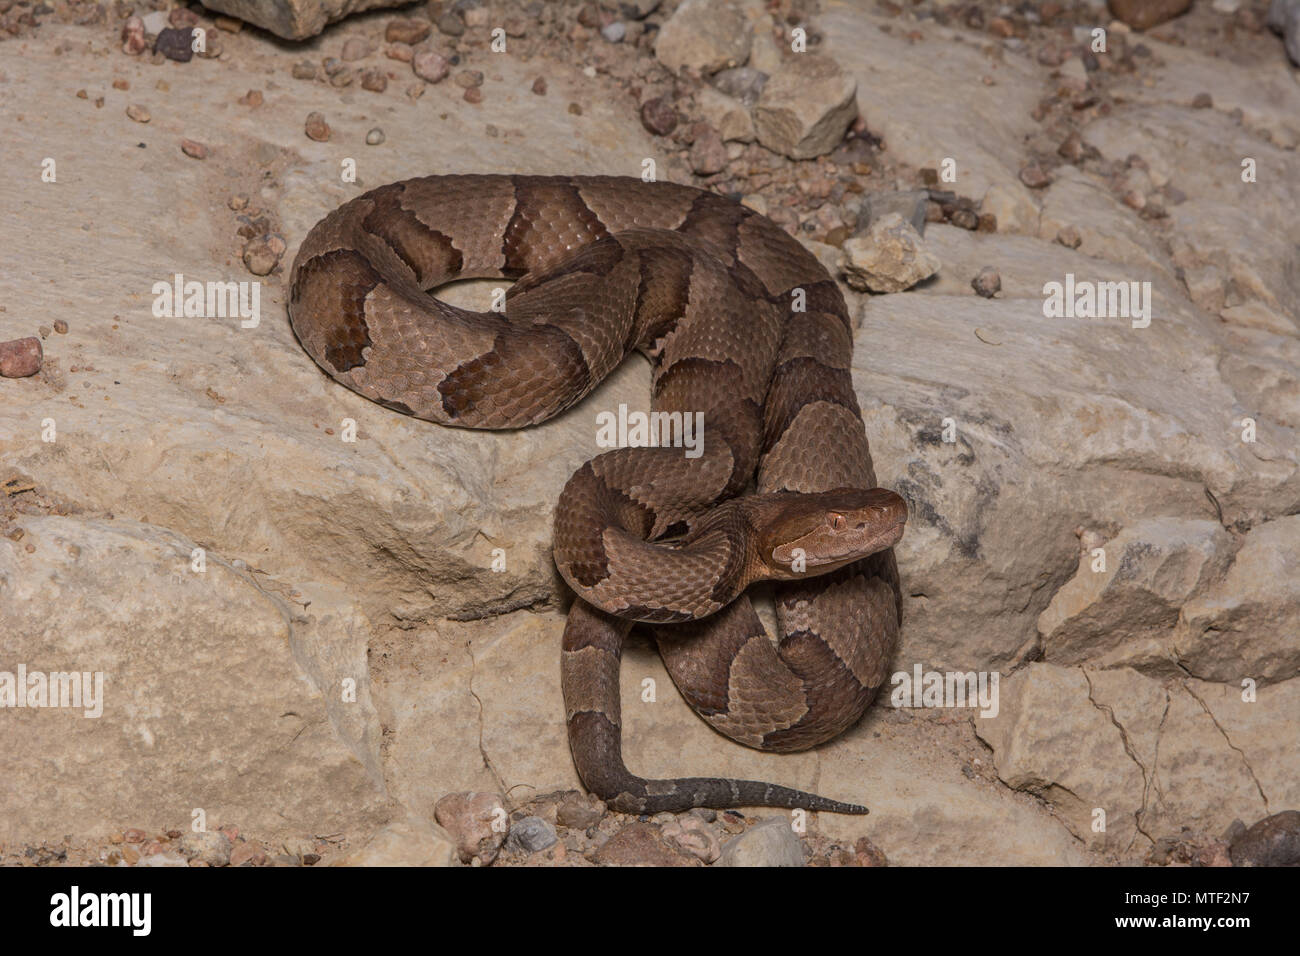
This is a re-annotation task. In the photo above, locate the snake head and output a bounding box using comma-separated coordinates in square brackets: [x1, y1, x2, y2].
[763, 487, 907, 578]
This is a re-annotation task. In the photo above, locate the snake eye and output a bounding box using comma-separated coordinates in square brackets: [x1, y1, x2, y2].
[829, 512, 847, 531]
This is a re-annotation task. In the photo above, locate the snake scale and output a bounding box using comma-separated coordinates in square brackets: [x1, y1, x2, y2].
[289, 174, 905, 814]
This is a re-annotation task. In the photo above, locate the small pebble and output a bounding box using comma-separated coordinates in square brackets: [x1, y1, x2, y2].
[556, 792, 604, 829]
[455, 69, 484, 89]
[229, 843, 267, 866]
[0, 337, 44, 378]
[639, 96, 677, 135]
[238, 89, 263, 107]
[1192, 92, 1213, 109]
[1056, 225, 1082, 249]
[291, 60, 318, 80]
[412, 50, 450, 83]
[180, 138, 208, 159]
[507, 816, 558, 854]
[361, 69, 387, 93]
[950, 207, 978, 230]
[531, 76, 547, 95]
[167, 7, 199, 28]
[436, 11, 465, 36]
[304, 111, 330, 142]
[971, 266, 1001, 298]
[121, 15, 147, 55]
[601, 21, 626, 42]
[341, 37, 373, 61]
[366, 127, 385, 145]
[688, 124, 727, 175]
[385, 17, 430, 45]
[242, 239, 280, 276]
[1058, 131, 1084, 162]
[125, 103, 150, 123]
[154, 27, 194, 63]
[386, 42, 413, 62]
[1019, 162, 1051, 189]
[464, 87, 483, 104]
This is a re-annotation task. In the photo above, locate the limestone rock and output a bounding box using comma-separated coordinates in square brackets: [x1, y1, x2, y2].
[752, 55, 857, 159]
[1108, 0, 1192, 30]
[593, 822, 701, 866]
[1036, 518, 1235, 670]
[1037, 166, 1170, 273]
[716, 817, 805, 866]
[660, 815, 721, 863]
[980, 183, 1040, 236]
[1269, 0, 1300, 66]
[1176, 516, 1300, 683]
[979, 664, 1290, 850]
[695, 86, 754, 143]
[821, 4, 1041, 202]
[654, 0, 752, 75]
[1230, 810, 1300, 866]
[859, 189, 930, 236]
[976, 664, 1147, 851]
[840, 213, 940, 293]
[4, 0, 1299, 868]
[1184, 678, 1300, 818]
[434, 791, 507, 864]
[1146, 682, 1269, 835]
[0, 516, 388, 847]
[334, 817, 458, 866]
[199, 0, 411, 40]
[506, 815, 557, 854]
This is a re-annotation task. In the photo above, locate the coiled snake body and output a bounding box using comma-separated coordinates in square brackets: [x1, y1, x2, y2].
[290, 175, 904, 814]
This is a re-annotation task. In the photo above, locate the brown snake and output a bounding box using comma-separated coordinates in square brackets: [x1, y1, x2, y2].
[289, 174, 905, 814]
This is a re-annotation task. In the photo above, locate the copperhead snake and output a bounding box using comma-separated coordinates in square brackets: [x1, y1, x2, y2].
[289, 174, 905, 814]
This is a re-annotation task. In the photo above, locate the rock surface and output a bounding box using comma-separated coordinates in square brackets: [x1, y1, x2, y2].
[1269, 0, 1300, 65]
[716, 817, 805, 867]
[333, 817, 458, 866]
[200, 0, 410, 40]
[1109, 0, 1193, 31]
[1229, 810, 1300, 866]
[840, 213, 940, 293]
[752, 55, 857, 159]
[654, 0, 751, 75]
[1, 0, 1296, 867]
